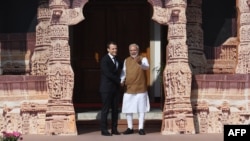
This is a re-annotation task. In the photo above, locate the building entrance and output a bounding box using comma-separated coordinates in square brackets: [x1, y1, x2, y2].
[71, 0, 152, 105]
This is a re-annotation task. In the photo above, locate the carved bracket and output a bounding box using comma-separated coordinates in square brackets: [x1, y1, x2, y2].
[171, 9, 180, 18]
[52, 9, 63, 19]
[171, 9, 181, 23]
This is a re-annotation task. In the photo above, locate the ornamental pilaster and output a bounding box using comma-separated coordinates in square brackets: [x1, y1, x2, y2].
[32, 0, 87, 135]
[160, 0, 195, 134]
[236, 0, 250, 73]
[31, 0, 51, 76]
[186, 0, 207, 74]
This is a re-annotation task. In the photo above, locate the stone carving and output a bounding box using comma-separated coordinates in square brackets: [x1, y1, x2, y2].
[68, 0, 88, 25]
[167, 40, 188, 59]
[206, 37, 238, 74]
[168, 24, 186, 38]
[39, 0, 86, 135]
[236, 0, 250, 73]
[1, 0, 250, 136]
[192, 74, 250, 133]
[186, 0, 207, 74]
[160, 0, 195, 135]
[239, 25, 250, 41]
[30, 0, 87, 136]
[239, 113, 250, 124]
[236, 43, 250, 73]
[47, 64, 74, 99]
[31, 0, 51, 76]
[240, 13, 250, 24]
[151, 6, 170, 25]
[0, 76, 48, 134]
[238, 0, 250, 13]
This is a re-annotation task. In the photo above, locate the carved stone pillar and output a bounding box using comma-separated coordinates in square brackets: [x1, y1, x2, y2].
[43, 0, 87, 135]
[235, 0, 250, 73]
[31, 0, 51, 76]
[186, 0, 207, 74]
[161, 0, 195, 134]
[21, 103, 47, 134]
[45, 0, 76, 135]
[196, 101, 209, 133]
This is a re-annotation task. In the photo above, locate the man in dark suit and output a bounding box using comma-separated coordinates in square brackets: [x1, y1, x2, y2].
[99, 41, 122, 136]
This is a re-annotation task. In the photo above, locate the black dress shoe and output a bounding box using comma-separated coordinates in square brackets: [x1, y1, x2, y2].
[101, 130, 112, 136]
[123, 128, 134, 135]
[138, 129, 146, 135]
[111, 129, 121, 135]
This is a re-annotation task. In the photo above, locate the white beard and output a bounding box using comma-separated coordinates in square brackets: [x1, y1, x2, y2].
[131, 54, 138, 58]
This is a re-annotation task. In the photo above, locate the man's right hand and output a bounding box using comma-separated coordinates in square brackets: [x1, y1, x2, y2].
[120, 82, 125, 87]
[134, 56, 142, 65]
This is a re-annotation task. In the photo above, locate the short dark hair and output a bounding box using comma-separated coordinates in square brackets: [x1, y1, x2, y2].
[107, 41, 117, 49]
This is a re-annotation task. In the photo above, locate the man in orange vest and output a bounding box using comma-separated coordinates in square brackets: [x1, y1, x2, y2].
[120, 43, 150, 135]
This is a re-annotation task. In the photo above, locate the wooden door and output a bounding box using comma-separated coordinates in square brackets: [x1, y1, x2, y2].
[72, 0, 152, 104]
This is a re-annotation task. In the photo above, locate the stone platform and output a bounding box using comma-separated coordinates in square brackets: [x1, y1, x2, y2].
[76, 108, 162, 120]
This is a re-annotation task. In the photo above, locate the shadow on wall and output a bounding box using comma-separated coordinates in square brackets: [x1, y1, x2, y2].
[0, 33, 36, 75]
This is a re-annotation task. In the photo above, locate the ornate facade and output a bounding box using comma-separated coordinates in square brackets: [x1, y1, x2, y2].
[0, 0, 250, 136]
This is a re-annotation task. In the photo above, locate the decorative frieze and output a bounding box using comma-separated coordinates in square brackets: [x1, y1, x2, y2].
[37, 8, 51, 21]
[168, 24, 186, 39]
[49, 0, 70, 9]
[239, 25, 250, 41]
[236, 43, 250, 73]
[192, 74, 250, 133]
[240, 13, 250, 25]
[50, 40, 70, 59]
[236, 0, 250, 74]
[49, 25, 69, 39]
[0, 75, 48, 134]
[151, 6, 169, 25]
[167, 40, 188, 59]
[238, 0, 250, 13]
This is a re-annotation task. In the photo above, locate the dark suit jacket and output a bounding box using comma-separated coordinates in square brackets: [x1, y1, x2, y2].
[99, 54, 123, 93]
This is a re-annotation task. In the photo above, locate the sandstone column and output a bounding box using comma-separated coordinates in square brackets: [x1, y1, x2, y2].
[235, 0, 250, 73]
[186, 0, 207, 74]
[31, 0, 51, 76]
[161, 0, 195, 134]
[34, 0, 87, 135]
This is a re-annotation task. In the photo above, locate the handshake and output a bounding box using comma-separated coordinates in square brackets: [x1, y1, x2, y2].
[120, 82, 125, 87]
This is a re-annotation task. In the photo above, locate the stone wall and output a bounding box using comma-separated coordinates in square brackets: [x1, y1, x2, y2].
[0, 75, 48, 134]
[192, 74, 250, 133]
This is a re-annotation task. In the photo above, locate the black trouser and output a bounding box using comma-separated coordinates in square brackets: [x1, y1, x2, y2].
[100, 91, 119, 131]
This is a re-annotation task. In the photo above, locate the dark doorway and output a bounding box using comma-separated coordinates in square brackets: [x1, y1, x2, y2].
[202, 0, 236, 59]
[71, 0, 152, 105]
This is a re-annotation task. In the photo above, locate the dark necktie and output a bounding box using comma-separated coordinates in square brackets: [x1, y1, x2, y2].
[113, 57, 118, 69]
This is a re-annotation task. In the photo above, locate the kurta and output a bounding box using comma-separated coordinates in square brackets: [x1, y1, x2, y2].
[120, 56, 150, 113]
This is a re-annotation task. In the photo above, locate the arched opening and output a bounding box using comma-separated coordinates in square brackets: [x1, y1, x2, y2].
[71, 0, 154, 108]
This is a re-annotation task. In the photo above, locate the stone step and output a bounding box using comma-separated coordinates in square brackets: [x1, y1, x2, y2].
[76, 108, 163, 131]
[76, 108, 162, 121]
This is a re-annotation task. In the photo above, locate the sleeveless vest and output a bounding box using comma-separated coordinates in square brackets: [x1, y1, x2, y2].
[124, 56, 147, 94]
